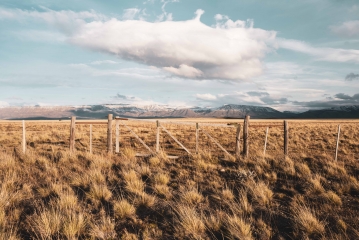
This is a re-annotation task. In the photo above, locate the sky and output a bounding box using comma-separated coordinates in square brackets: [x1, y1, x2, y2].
[0, 0, 359, 112]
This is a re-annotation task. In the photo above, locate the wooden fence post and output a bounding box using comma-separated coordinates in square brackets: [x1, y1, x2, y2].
[115, 117, 120, 153]
[107, 114, 113, 154]
[89, 124, 92, 154]
[156, 120, 160, 153]
[235, 123, 241, 157]
[243, 115, 250, 157]
[70, 116, 76, 152]
[335, 124, 341, 161]
[22, 120, 26, 154]
[284, 120, 288, 156]
[263, 127, 269, 157]
[196, 123, 199, 154]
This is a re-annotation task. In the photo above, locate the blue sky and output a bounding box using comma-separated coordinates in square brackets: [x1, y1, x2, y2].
[0, 0, 359, 111]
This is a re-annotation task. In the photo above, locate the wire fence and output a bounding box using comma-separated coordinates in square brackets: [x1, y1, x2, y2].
[1, 117, 358, 160]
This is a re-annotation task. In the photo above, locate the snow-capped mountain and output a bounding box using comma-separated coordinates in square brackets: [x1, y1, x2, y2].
[1, 104, 359, 119]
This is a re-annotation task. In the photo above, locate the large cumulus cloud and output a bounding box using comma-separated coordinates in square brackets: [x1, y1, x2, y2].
[68, 10, 276, 80]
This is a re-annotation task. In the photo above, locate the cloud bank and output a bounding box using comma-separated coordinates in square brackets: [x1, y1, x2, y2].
[196, 91, 288, 107]
[293, 93, 359, 109]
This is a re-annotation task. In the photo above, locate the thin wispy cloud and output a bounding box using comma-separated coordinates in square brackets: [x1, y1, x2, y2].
[330, 20, 359, 37]
[277, 38, 359, 63]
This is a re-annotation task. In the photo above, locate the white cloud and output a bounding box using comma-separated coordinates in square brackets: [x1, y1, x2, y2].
[0, 7, 107, 35]
[196, 93, 217, 101]
[143, 0, 155, 4]
[69, 63, 164, 79]
[157, 0, 177, 21]
[0, 101, 9, 107]
[0, 8, 17, 19]
[277, 38, 359, 63]
[112, 93, 161, 106]
[90, 60, 119, 65]
[195, 91, 288, 107]
[68, 10, 276, 80]
[122, 8, 141, 20]
[330, 20, 359, 37]
[164, 64, 203, 78]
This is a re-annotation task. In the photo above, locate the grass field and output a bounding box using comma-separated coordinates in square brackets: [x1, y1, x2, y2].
[1, 118, 359, 239]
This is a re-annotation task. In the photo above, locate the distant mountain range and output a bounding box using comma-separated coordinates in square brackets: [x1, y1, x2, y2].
[1, 104, 359, 120]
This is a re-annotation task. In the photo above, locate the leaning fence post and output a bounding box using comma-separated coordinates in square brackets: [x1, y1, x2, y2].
[196, 123, 199, 154]
[69, 116, 76, 152]
[22, 120, 26, 154]
[89, 124, 92, 154]
[243, 116, 250, 157]
[263, 127, 269, 157]
[235, 123, 241, 157]
[156, 120, 160, 153]
[107, 114, 113, 154]
[284, 120, 288, 156]
[335, 124, 341, 161]
[115, 117, 120, 153]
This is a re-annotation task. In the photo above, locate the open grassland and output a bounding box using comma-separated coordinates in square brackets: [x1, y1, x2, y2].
[0, 119, 359, 239]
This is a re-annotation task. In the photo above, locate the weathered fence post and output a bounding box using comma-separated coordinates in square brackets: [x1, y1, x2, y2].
[70, 116, 76, 152]
[156, 120, 160, 153]
[263, 127, 269, 157]
[115, 117, 120, 153]
[235, 123, 241, 157]
[196, 123, 199, 154]
[284, 120, 288, 156]
[89, 124, 92, 154]
[107, 114, 113, 154]
[335, 124, 341, 161]
[243, 116, 250, 157]
[22, 120, 26, 154]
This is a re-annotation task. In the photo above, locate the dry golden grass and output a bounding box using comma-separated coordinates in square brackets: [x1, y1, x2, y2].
[174, 205, 206, 238]
[0, 119, 358, 239]
[292, 203, 326, 237]
[181, 187, 204, 205]
[225, 214, 252, 240]
[114, 198, 136, 219]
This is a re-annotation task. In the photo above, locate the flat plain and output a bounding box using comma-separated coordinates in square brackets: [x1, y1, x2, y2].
[1, 118, 359, 239]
